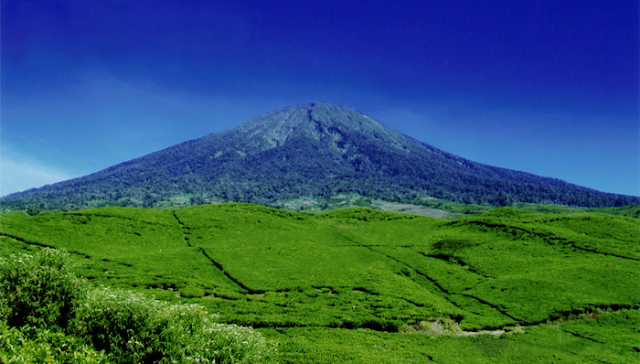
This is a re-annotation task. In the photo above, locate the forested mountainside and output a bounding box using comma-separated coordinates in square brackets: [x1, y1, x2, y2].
[2, 102, 638, 211]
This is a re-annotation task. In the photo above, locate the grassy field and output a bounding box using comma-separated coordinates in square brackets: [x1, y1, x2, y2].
[1, 203, 638, 363]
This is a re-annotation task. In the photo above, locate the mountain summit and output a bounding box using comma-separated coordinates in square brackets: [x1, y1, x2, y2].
[3, 102, 637, 210]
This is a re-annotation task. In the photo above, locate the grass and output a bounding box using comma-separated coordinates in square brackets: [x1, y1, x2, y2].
[1, 203, 638, 362]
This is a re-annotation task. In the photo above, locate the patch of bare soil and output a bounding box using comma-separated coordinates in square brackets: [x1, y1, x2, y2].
[376, 203, 455, 218]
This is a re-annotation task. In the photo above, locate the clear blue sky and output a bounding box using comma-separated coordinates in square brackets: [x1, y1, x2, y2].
[2, 0, 638, 197]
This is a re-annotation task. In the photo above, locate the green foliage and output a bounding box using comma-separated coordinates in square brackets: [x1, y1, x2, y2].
[0, 321, 110, 364]
[181, 285, 206, 298]
[0, 247, 275, 364]
[26, 205, 41, 216]
[0, 249, 85, 331]
[75, 288, 274, 364]
[432, 238, 475, 256]
[1, 203, 639, 363]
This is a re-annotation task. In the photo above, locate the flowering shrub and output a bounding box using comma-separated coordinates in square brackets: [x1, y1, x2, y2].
[0, 249, 85, 331]
[1, 249, 276, 364]
[75, 288, 275, 363]
[0, 320, 110, 364]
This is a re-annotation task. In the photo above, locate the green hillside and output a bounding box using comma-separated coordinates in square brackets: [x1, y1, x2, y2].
[1, 203, 638, 363]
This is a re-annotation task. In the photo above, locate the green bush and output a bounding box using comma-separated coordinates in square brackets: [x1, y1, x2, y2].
[180, 285, 206, 298]
[0, 249, 85, 331]
[75, 288, 275, 364]
[0, 248, 275, 364]
[0, 320, 110, 364]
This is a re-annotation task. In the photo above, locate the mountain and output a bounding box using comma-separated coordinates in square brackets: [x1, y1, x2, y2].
[2, 102, 638, 210]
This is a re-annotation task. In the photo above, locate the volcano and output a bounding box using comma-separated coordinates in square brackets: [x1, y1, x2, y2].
[3, 102, 637, 210]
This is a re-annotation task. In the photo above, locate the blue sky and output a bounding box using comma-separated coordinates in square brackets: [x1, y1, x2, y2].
[2, 0, 638, 197]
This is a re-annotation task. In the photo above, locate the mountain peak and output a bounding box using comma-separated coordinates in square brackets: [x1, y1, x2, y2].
[234, 102, 375, 132]
[227, 102, 406, 153]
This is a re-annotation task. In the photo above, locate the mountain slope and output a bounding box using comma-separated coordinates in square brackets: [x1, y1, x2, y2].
[2, 102, 638, 210]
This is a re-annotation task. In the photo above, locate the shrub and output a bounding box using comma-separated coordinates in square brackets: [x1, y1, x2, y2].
[0, 249, 85, 331]
[180, 285, 206, 298]
[432, 238, 474, 257]
[0, 320, 110, 364]
[1, 248, 275, 364]
[75, 288, 275, 364]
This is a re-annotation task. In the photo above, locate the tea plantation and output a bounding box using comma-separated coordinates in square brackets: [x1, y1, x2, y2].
[1, 203, 638, 363]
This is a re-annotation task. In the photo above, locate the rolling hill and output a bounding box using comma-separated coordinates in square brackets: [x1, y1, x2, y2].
[1, 203, 638, 363]
[2, 102, 638, 211]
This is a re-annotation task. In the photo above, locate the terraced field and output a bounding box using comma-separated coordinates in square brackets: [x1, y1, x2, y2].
[1, 203, 638, 363]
